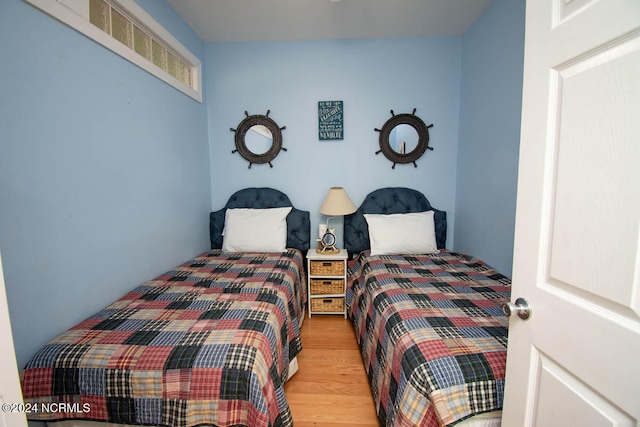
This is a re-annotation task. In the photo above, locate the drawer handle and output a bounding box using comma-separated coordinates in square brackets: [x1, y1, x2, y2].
[322, 262, 332, 266]
[323, 281, 332, 285]
[323, 299, 332, 303]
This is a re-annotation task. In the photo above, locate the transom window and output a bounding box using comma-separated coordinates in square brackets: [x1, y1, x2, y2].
[23, 0, 202, 102]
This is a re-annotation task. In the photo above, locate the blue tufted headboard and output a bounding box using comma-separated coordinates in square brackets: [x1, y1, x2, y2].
[210, 188, 310, 253]
[344, 187, 447, 255]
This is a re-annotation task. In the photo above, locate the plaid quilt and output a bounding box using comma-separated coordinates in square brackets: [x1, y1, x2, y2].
[20, 249, 307, 427]
[346, 250, 510, 427]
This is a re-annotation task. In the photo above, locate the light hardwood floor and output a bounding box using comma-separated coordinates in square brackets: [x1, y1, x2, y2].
[284, 316, 379, 427]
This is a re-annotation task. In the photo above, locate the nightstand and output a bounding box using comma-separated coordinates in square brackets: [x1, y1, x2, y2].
[306, 249, 348, 318]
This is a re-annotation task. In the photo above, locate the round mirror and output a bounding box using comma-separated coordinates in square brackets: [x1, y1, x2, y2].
[230, 111, 286, 168]
[389, 124, 418, 154]
[245, 125, 273, 155]
[375, 109, 433, 168]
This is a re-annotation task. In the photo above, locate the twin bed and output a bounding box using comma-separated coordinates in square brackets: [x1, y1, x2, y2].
[20, 187, 510, 427]
[20, 188, 310, 427]
[344, 188, 510, 427]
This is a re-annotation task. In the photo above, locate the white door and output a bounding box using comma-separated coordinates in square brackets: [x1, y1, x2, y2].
[0, 252, 28, 427]
[502, 0, 640, 425]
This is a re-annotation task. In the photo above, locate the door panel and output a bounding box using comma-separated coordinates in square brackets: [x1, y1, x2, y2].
[536, 355, 635, 426]
[549, 40, 640, 309]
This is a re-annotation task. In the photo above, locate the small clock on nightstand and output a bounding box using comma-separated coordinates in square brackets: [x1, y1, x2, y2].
[317, 228, 338, 254]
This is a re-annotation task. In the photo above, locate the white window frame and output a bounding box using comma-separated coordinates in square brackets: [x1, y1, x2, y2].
[23, 0, 202, 103]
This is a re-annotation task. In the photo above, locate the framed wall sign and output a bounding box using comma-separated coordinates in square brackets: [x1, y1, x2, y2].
[318, 100, 344, 140]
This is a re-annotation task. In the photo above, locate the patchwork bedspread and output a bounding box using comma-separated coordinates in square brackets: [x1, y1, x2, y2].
[21, 249, 307, 427]
[346, 250, 510, 427]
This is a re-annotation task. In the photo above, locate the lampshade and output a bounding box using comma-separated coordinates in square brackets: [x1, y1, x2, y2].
[319, 187, 357, 216]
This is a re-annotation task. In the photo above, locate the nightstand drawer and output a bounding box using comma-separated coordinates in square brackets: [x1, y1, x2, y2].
[310, 279, 344, 295]
[309, 260, 345, 276]
[310, 297, 344, 313]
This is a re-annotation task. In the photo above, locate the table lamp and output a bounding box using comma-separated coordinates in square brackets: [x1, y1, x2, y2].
[317, 186, 357, 254]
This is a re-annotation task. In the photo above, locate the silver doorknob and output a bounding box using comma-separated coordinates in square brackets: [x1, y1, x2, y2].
[501, 297, 531, 320]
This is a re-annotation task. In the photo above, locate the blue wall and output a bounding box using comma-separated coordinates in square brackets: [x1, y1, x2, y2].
[0, 0, 211, 367]
[454, 0, 525, 276]
[0, 0, 525, 376]
[206, 38, 462, 246]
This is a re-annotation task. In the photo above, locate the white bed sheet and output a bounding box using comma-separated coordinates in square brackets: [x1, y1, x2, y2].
[457, 411, 502, 427]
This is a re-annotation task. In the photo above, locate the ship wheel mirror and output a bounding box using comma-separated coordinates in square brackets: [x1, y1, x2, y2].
[230, 110, 287, 168]
[374, 108, 433, 169]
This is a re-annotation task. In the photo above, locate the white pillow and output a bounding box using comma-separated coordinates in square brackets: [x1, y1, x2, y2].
[363, 211, 438, 256]
[222, 207, 292, 253]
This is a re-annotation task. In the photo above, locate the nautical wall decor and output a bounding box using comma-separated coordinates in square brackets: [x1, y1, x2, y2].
[375, 109, 433, 169]
[318, 101, 344, 140]
[230, 110, 286, 168]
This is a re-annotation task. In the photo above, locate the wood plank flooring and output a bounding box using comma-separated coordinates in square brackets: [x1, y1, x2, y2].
[284, 316, 379, 426]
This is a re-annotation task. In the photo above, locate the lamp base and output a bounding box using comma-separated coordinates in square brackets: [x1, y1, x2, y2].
[316, 247, 340, 255]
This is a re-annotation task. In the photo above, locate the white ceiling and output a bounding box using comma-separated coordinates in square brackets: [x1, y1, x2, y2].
[166, 0, 494, 43]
